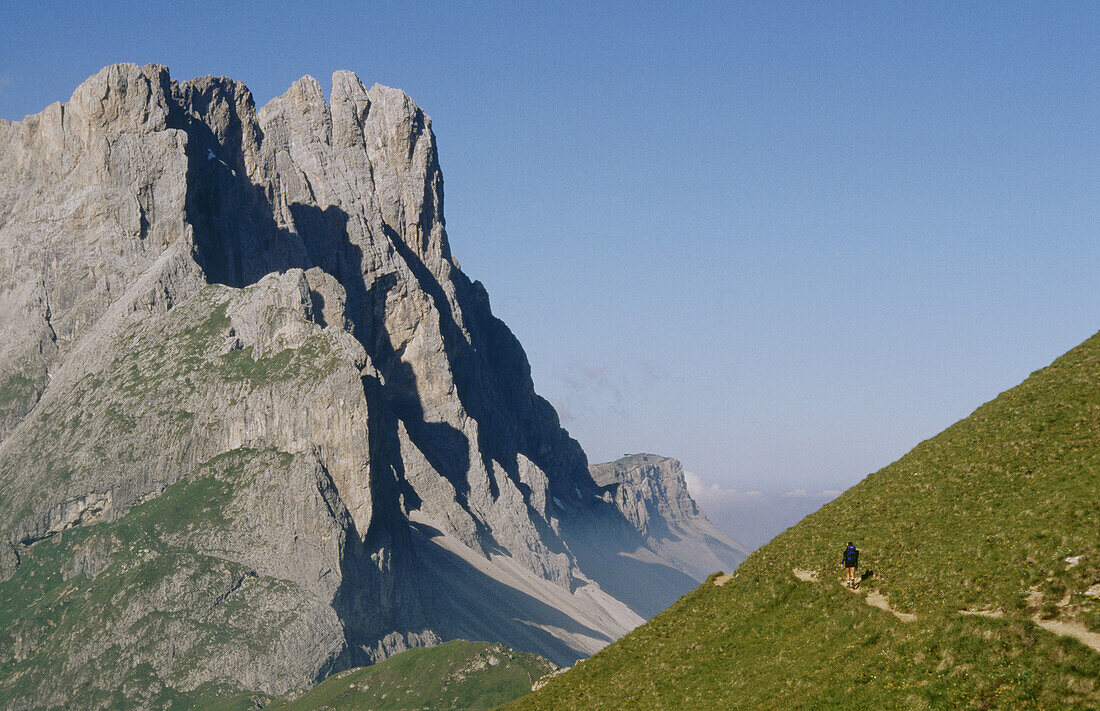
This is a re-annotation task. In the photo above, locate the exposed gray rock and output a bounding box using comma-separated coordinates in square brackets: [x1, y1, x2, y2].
[0, 64, 190, 441]
[0, 64, 736, 709]
[591, 454, 750, 583]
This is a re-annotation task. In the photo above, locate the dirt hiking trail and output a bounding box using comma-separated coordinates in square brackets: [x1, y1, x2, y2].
[789, 568, 1100, 652]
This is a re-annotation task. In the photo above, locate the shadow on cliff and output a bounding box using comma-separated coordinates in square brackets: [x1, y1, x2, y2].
[171, 80, 473, 518]
[407, 520, 614, 667]
[174, 87, 485, 519]
[170, 83, 311, 287]
[558, 509, 699, 619]
[360, 270, 472, 504]
[380, 224, 579, 560]
[325, 518, 617, 670]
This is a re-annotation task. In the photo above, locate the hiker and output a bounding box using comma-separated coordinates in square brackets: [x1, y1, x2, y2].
[842, 542, 859, 588]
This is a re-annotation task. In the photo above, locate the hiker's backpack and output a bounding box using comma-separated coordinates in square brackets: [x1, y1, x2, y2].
[843, 546, 858, 566]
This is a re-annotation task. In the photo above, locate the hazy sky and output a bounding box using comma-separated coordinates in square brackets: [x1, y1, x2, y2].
[2, 2, 1096, 496]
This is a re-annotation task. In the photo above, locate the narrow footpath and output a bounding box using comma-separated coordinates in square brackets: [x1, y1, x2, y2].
[789, 567, 916, 622]
[784, 568, 1100, 652]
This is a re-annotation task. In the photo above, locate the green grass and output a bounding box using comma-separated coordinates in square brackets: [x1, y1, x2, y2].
[0, 372, 38, 409]
[0, 370, 44, 436]
[504, 331, 1100, 710]
[270, 640, 556, 711]
[216, 337, 341, 384]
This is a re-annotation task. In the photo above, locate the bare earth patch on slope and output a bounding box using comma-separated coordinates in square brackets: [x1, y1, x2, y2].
[1033, 617, 1100, 653]
[832, 576, 918, 622]
[958, 608, 1005, 618]
[863, 591, 918, 622]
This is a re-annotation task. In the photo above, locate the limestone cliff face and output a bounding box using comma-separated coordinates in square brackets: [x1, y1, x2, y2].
[0, 64, 194, 440]
[591, 454, 750, 584]
[0, 65, 722, 709]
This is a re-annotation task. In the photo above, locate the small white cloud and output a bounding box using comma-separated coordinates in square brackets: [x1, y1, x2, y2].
[816, 489, 843, 498]
[551, 360, 626, 422]
[683, 470, 705, 497]
[685, 470, 763, 504]
[782, 488, 809, 498]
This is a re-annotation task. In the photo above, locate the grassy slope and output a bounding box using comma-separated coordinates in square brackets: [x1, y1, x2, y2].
[505, 332, 1100, 710]
[270, 640, 556, 711]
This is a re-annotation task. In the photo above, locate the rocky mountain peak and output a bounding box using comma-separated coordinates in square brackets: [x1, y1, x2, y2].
[0, 64, 739, 708]
[68, 63, 173, 132]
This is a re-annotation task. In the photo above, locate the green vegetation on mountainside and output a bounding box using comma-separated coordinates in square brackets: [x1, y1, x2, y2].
[0, 372, 38, 412]
[0, 278, 375, 709]
[0, 448, 316, 710]
[0, 368, 46, 441]
[0, 284, 348, 529]
[505, 332, 1100, 710]
[271, 639, 556, 711]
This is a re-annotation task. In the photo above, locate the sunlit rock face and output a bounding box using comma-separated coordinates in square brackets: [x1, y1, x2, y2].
[0, 64, 740, 707]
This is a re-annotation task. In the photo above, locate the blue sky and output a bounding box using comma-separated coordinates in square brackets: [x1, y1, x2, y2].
[2, 1, 1097, 495]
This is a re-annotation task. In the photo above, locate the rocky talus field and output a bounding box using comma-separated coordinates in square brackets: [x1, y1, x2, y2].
[0, 64, 745, 710]
[506, 332, 1100, 710]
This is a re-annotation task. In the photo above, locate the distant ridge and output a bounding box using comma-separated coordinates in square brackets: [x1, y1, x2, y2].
[589, 454, 749, 605]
